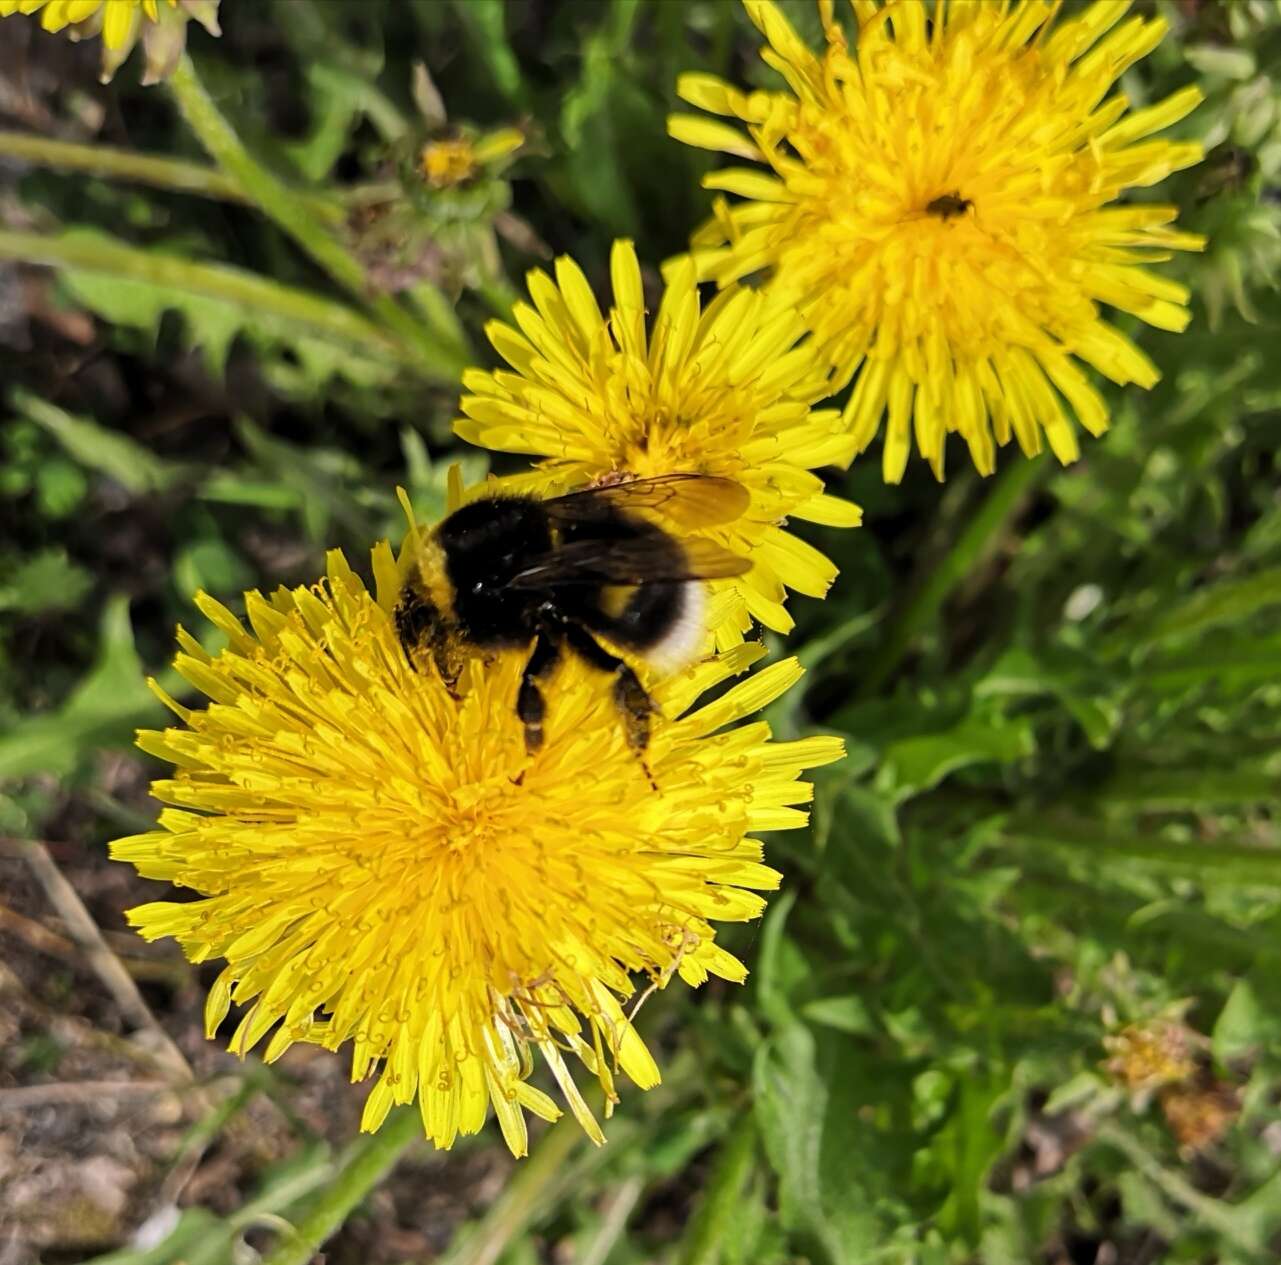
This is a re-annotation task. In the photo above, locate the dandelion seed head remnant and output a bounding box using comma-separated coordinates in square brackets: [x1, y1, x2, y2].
[669, 0, 1206, 481]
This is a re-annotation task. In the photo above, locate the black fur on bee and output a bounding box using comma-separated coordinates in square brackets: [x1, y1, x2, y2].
[396, 475, 750, 767]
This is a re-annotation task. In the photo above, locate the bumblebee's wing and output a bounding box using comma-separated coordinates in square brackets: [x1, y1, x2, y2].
[509, 537, 750, 588]
[544, 474, 750, 529]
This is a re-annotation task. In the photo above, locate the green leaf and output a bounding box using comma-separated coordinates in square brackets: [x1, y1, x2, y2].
[34, 458, 89, 518]
[233, 417, 377, 542]
[858, 457, 1047, 695]
[13, 389, 186, 495]
[173, 537, 254, 600]
[753, 1023, 884, 1265]
[197, 474, 308, 512]
[1212, 978, 1281, 1063]
[0, 548, 92, 615]
[677, 1114, 758, 1265]
[1125, 567, 1281, 652]
[1184, 44, 1257, 80]
[799, 995, 876, 1036]
[1001, 817, 1281, 886]
[60, 238, 402, 389]
[448, 0, 528, 110]
[559, 24, 645, 236]
[1095, 767, 1278, 810]
[0, 227, 418, 388]
[752, 889, 806, 1027]
[0, 596, 160, 779]
[921, 1075, 1007, 1244]
[976, 648, 1120, 750]
[879, 711, 1035, 800]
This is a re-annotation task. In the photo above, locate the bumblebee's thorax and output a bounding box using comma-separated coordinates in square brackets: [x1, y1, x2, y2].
[438, 495, 552, 646]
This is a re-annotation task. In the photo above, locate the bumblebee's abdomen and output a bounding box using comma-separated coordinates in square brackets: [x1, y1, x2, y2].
[599, 580, 706, 672]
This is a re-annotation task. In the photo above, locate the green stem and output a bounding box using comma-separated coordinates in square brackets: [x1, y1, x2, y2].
[166, 54, 472, 379]
[477, 276, 520, 321]
[438, 1114, 586, 1265]
[677, 1113, 757, 1265]
[0, 227, 425, 371]
[1093, 768, 1277, 809]
[859, 455, 1047, 696]
[1094, 1123, 1265, 1256]
[261, 1108, 422, 1265]
[1001, 816, 1281, 885]
[0, 129, 343, 221]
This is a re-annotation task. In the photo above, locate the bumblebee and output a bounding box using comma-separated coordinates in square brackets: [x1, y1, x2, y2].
[395, 474, 750, 756]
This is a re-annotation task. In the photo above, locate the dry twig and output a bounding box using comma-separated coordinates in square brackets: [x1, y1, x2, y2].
[2, 837, 193, 1082]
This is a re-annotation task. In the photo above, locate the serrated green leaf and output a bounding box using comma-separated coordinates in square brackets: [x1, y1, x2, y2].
[14, 389, 186, 495]
[0, 548, 92, 615]
[753, 1023, 883, 1265]
[0, 596, 160, 779]
[7, 227, 414, 390]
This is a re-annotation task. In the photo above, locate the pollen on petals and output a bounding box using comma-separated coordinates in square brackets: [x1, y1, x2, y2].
[110, 549, 843, 1155]
[668, 0, 1206, 482]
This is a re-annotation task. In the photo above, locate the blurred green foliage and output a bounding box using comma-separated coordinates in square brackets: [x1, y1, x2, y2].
[1, 1, 1279, 1262]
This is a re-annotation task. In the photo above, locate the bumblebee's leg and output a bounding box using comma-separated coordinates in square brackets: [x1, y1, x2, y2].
[563, 624, 657, 767]
[394, 587, 435, 656]
[431, 637, 464, 699]
[517, 633, 562, 754]
[395, 588, 462, 698]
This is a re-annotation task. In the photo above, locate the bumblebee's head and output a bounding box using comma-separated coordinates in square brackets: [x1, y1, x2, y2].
[437, 495, 552, 592]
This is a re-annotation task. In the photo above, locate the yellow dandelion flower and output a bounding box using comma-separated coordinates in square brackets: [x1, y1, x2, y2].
[110, 537, 842, 1155]
[455, 239, 863, 646]
[669, 0, 1206, 481]
[421, 137, 480, 189]
[0, 0, 220, 84]
[419, 129, 524, 189]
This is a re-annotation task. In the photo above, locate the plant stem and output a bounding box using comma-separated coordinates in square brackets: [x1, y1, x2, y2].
[1001, 815, 1281, 884]
[1094, 1122, 1265, 1256]
[261, 1108, 422, 1265]
[578, 1177, 645, 1265]
[0, 227, 428, 370]
[166, 53, 472, 379]
[438, 1114, 586, 1265]
[677, 1113, 757, 1265]
[0, 129, 343, 221]
[858, 455, 1047, 696]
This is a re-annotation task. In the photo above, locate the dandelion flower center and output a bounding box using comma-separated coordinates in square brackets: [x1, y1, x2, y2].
[670, 0, 1206, 480]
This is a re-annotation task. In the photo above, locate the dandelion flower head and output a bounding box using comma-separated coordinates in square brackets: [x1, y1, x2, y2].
[669, 0, 1206, 481]
[0, 0, 221, 82]
[111, 528, 843, 1154]
[455, 239, 863, 646]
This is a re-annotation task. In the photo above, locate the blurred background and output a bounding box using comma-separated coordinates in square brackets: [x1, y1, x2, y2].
[1, 1, 1280, 1262]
